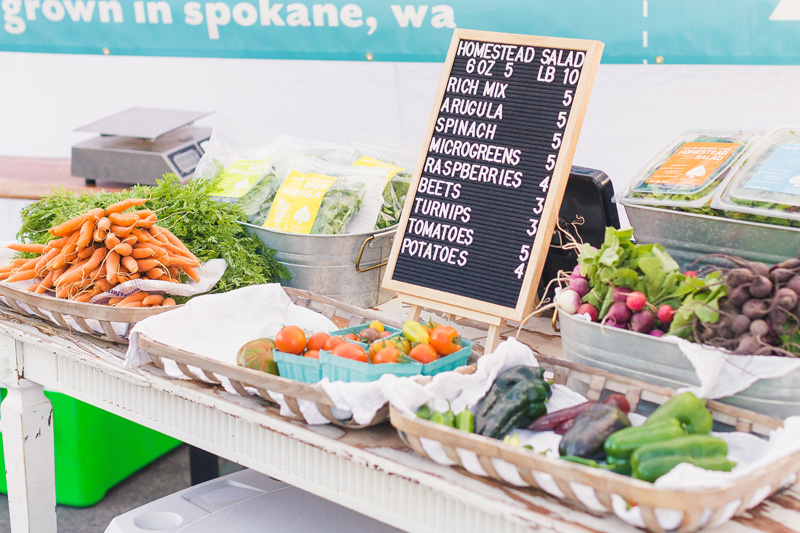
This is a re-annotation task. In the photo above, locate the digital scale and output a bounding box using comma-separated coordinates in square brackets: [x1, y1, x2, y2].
[71, 107, 213, 186]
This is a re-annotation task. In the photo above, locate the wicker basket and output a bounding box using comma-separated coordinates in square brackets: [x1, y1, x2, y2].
[0, 281, 176, 344]
[390, 354, 799, 533]
[136, 287, 410, 428]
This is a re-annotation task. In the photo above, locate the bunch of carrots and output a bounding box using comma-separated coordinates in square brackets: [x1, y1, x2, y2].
[0, 198, 201, 306]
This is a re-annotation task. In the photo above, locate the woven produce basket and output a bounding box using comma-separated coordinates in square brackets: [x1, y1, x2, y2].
[0, 281, 176, 344]
[137, 287, 408, 428]
[390, 353, 799, 533]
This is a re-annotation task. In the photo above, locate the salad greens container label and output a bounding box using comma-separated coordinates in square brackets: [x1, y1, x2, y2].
[645, 142, 741, 188]
[742, 143, 800, 195]
[352, 155, 403, 187]
[263, 170, 337, 233]
[210, 160, 272, 199]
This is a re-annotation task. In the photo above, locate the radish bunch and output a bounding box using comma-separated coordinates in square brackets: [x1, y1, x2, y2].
[691, 256, 800, 356]
[561, 266, 676, 336]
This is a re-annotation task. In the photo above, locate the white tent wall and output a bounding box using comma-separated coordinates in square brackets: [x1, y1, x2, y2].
[3, 52, 800, 230]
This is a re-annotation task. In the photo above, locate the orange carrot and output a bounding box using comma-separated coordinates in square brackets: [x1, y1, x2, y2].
[145, 267, 165, 279]
[131, 247, 154, 259]
[6, 268, 37, 283]
[121, 235, 137, 246]
[105, 233, 121, 249]
[121, 255, 138, 273]
[48, 208, 98, 237]
[115, 291, 149, 306]
[162, 298, 177, 306]
[105, 198, 148, 215]
[142, 294, 164, 306]
[151, 226, 193, 255]
[166, 255, 200, 268]
[108, 297, 123, 305]
[110, 224, 134, 237]
[136, 258, 161, 272]
[34, 270, 55, 294]
[93, 217, 112, 242]
[7, 243, 46, 254]
[76, 219, 94, 249]
[95, 278, 112, 292]
[117, 301, 145, 307]
[134, 214, 158, 228]
[106, 251, 120, 284]
[134, 209, 153, 219]
[34, 248, 60, 276]
[0, 258, 28, 273]
[130, 228, 151, 243]
[44, 237, 69, 251]
[73, 292, 94, 303]
[182, 266, 200, 283]
[77, 245, 96, 260]
[56, 248, 105, 287]
[108, 212, 138, 227]
[114, 242, 133, 256]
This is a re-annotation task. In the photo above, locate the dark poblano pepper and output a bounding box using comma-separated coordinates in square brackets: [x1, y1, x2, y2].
[645, 392, 713, 434]
[476, 378, 550, 440]
[474, 365, 547, 434]
[558, 403, 631, 460]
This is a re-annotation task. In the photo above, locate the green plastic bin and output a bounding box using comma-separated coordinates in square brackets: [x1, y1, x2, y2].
[0, 389, 181, 507]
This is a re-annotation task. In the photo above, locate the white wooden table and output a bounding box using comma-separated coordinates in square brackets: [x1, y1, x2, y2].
[0, 307, 798, 533]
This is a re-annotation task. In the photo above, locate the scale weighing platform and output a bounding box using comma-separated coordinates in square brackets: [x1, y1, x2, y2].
[71, 107, 212, 186]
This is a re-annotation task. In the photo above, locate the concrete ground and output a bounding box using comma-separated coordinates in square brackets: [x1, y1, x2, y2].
[0, 445, 245, 533]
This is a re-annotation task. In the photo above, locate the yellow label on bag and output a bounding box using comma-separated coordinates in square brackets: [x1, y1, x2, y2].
[210, 160, 272, 198]
[645, 142, 740, 187]
[263, 170, 337, 233]
[352, 155, 404, 187]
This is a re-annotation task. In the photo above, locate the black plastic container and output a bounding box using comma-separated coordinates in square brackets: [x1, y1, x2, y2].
[538, 165, 619, 299]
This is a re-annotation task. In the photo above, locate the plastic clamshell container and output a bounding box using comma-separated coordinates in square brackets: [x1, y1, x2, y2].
[378, 331, 473, 376]
[558, 311, 800, 419]
[420, 338, 472, 376]
[329, 323, 403, 349]
[273, 350, 322, 383]
[712, 127, 800, 223]
[619, 129, 757, 209]
[0, 389, 181, 507]
[320, 350, 422, 383]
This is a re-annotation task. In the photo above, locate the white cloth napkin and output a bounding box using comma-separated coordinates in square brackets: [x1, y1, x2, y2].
[677, 339, 800, 399]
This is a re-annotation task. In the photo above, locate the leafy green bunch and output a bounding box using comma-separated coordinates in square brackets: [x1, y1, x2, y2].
[576, 227, 726, 337]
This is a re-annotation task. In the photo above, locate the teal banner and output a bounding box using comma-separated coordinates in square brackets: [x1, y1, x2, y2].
[0, 0, 799, 64]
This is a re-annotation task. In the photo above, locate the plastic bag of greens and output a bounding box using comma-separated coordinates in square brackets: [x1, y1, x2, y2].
[350, 134, 418, 229]
[267, 155, 387, 234]
[208, 160, 282, 225]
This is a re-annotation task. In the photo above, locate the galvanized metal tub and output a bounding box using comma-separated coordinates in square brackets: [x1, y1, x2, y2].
[559, 310, 800, 419]
[242, 224, 396, 308]
[624, 204, 800, 271]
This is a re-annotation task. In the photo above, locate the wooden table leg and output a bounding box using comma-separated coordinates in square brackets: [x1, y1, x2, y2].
[2, 382, 57, 533]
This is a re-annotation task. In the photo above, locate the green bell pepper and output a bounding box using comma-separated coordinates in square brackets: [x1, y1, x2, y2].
[476, 378, 550, 439]
[474, 365, 548, 433]
[455, 409, 475, 433]
[631, 435, 734, 482]
[604, 417, 687, 460]
[645, 392, 713, 434]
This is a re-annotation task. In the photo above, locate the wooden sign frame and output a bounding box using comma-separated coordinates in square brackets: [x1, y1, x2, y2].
[382, 29, 603, 348]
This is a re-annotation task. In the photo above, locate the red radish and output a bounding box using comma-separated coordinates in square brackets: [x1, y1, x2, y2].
[570, 265, 584, 279]
[684, 270, 698, 278]
[612, 286, 634, 304]
[626, 291, 647, 312]
[657, 304, 675, 324]
[576, 303, 599, 322]
[556, 289, 581, 314]
[649, 329, 665, 338]
[569, 277, 590, 297]
[604, 302, 632, 325]
[630, 309, 655, 333]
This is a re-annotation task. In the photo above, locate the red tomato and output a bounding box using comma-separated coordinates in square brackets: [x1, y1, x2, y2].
[323, 336, 346, 351]
[342, 333, 359, 341]
[332, 342, 368, 362]
[275, 325, 306, 355]
[306, 332, 330, 352]
[429, 326, 461, 356]
[380, 331, 391, 338]
[408, 343, 438, 364]
[304, 349, 320, 359]
[372, 346, 401, 364]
